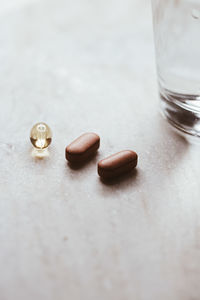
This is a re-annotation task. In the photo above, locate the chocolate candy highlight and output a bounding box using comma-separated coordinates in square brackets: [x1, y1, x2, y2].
[98, 150, 138, 179]
[65, 132, 100, 163]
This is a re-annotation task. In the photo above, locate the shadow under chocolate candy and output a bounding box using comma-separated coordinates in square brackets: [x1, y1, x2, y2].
[67, 152, 99, 170]
[99, 169, 138, 186]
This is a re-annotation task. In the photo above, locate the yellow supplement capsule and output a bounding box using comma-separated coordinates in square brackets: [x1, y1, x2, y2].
[30, 122, 52, 149]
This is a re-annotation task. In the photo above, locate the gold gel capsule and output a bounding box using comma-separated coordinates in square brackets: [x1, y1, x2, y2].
[30, 122, 52, 149]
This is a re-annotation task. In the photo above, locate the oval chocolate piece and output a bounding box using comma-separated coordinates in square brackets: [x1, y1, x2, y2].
[65, 132, 100, 163]
[98, 150, 138, 179]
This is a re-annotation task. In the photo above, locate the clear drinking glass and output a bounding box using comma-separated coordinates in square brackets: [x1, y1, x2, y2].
[151, 0, 200, 137]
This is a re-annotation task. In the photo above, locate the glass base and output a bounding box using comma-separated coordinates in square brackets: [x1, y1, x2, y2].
[160, 88, 200, 139]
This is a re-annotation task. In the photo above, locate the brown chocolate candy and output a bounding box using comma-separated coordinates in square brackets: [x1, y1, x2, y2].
[65, 132, 100, 163]
[98, 150, 138, 179]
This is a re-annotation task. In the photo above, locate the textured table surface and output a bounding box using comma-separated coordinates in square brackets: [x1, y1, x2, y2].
[0, 0, 200, 300]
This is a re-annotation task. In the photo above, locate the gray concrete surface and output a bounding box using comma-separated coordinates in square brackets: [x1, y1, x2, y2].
[0, 0, 200, 299]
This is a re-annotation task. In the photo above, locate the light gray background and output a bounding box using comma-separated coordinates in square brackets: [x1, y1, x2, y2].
[0, 0, 200, 299]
